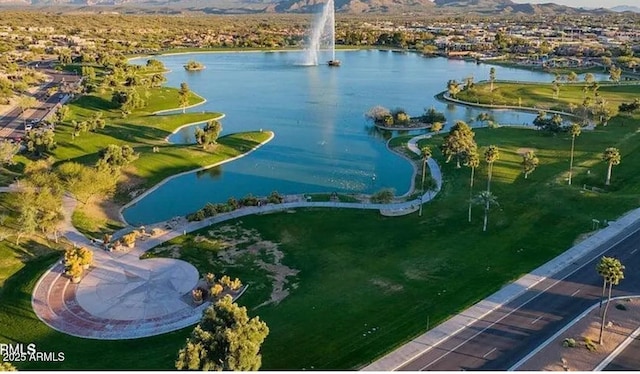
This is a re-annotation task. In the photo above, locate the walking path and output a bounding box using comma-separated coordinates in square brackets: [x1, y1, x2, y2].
[4, 134, 443, 340]
[363, 205, 640, 370]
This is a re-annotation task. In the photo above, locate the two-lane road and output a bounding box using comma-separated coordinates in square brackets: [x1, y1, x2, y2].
[399, 221, 640, 371]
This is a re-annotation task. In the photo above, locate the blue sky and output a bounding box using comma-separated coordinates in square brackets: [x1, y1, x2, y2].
[512, 0, 632, 7]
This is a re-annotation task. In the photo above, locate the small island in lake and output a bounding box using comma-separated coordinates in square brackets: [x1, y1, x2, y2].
[184, 60, 206, 71]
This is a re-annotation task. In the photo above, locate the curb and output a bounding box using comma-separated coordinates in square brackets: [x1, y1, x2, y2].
[508, 295, 640, 371]
[362, 207, 640, 371]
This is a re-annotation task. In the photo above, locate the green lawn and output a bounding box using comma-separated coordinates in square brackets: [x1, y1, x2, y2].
[134, 117, 640, 369]
[456, 81, 640, 115]
[53, 87, 272, 196]
[2, 118, 640, 369]
[3, 70, 640, 370]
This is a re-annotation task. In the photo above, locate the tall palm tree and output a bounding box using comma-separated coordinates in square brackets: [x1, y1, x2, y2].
[465, 150, 480, 223]
[420, 146, 432, 193]
[484, 145, 500, 193]
[568, 123, 581, 185]
[489, 67, 496, 92]
[596, 256, 625, 344]
[473, 191, 498, 232]
[602, 147, 621, 186]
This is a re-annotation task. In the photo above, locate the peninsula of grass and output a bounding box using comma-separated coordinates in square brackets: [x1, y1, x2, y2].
[454, 81, 640, 115]
[53, 87, 272, 196]
[135, 115, 640, 369]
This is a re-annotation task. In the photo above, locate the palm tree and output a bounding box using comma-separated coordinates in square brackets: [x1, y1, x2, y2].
[420, 146, 432, 193]
[484, 145, 500, 193]
[602, 147, 621, 186]
[489, 67, 496, 92]
[596, 256, 625, 344]
[473, 191, 498, 232]
[568, 123, 581, 185]
[465, 150, 480, 223]
[521, 151, 539, 179]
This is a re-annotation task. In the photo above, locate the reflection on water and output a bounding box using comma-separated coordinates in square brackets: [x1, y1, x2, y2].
[125, 51, 607, 224]
[196, 166, 222, 180]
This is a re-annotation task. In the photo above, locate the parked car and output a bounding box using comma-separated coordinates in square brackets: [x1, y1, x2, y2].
[24, 123, 33, 131]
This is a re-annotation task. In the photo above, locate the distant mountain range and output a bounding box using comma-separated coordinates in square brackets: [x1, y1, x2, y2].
[0, 0, 621, 14]
[611, 5, 640, 13]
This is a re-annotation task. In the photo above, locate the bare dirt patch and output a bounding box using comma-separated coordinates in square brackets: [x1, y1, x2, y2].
[210, 223, 299, 307]
[516, 297, 640, 371]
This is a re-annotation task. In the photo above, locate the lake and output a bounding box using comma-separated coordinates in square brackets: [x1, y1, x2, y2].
[124, 50, 604, 225]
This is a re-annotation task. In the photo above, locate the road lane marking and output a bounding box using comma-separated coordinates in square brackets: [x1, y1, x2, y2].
[415, 225, 640, 371]
[571, 289, 581, 297]
[483, 347, 497, 358]
[631, 248, 638, 255]
[531, 316, 543, 325]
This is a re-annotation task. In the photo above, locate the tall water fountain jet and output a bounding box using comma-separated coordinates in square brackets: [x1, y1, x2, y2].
[303, 0, 339, 66]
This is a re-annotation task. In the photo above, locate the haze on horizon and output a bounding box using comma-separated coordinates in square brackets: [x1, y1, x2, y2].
[511, 0, 632, 8]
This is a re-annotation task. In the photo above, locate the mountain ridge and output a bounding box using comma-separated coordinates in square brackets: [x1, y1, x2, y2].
[0, 0, 614, 14]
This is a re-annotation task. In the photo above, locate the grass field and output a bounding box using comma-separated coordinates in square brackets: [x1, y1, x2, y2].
[455, 81, 640, 115]
[130, 117, 640, 369]
[2, 67, 640, 370]
[2, 116, 639, 369]
[52, 87, 274, 195]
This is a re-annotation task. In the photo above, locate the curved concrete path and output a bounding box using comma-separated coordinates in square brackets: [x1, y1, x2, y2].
[4, 133, 442, 340]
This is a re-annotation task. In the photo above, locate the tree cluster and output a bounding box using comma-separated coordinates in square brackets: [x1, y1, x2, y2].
[195, 120, 223, 149]
[95, 144, 139, 173]
[532, 111, 564, 132]
[25, 129, 57, 157]
[421, 107, 446, 124]
[176, 295, 269, 371]
[111, 89, 146, 112]
[13, 160, 65, 244]
[187, 191, 285, 222]
[64, 247, 93, 282]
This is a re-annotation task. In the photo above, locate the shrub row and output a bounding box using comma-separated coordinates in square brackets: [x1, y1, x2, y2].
[187, 191, 285, 222]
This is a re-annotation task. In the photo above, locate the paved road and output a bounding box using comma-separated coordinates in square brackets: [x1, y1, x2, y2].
[605, 336, 640, 371]
[397, 220, 640, 371]
[0, 67, 80, 139]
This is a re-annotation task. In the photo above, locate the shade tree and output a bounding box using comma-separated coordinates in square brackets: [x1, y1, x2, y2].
[195, 120, 223, 149]
[440, 121, 477, 168]
[175, 295, 269, 371]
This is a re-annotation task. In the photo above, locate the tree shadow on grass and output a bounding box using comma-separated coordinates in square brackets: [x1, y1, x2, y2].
[72, 95, 119, 113]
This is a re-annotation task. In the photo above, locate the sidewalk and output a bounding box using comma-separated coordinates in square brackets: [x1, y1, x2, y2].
[363, 206, 640, 370]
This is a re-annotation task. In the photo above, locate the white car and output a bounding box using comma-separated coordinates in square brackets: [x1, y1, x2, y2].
[24, 123, 33, 131]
